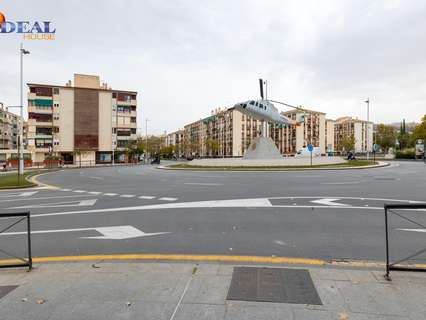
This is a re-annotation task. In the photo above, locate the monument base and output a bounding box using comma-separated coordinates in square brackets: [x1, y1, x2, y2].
[243, 137, 282, 160]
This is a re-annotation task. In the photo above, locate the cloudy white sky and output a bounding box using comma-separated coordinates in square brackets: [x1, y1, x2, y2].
[1, 0, 426, 134]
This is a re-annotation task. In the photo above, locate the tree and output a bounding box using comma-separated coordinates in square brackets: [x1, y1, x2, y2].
[398, 118, 412, 150]
[159, 145, 175, 159]
[411, 114, 426, 144]
[73, 148, 90, 167]
[205, 138, 219, 156]
[341, 134, 355, 153]
[375, 124, 396, 152]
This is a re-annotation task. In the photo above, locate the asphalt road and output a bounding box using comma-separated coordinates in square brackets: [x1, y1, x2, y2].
[0, 161, 425, 263]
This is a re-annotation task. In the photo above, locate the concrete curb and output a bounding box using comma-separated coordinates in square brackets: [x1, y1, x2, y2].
[157, 161, 390, 172]
[1, 253, 423, 270]
[27, 170, 61, 190]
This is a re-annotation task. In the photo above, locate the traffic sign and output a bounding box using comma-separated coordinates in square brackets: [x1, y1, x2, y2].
[307, 144, 313, 152]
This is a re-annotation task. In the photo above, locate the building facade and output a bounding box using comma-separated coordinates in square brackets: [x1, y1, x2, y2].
[165, 130, 184, 157]
[172, 106, 327, 158]
[334, 117, 373, 153]
[27, 74, 138, 163]
[0, 104, 19, 150]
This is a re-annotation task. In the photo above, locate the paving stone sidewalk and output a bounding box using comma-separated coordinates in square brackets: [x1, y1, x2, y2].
[0, 262, 424, 320]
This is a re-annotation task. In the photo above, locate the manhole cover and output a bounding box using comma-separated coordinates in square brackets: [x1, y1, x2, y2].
[0, 286, 18, 300]
[227, 267, 322, 305]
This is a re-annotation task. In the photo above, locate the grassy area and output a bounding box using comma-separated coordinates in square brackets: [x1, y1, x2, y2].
[168, 160, 377, 171]
[0, 171, 41, 189]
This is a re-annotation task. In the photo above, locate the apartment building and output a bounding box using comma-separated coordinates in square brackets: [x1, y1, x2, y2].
[165, 129, 184, 157]
[325, 119, 335, 153]
[334, 117, 373, 153]
[174, 106, 327, 158]
[279, 109, 326, 154]
[27, 74, 138, 163]
[0, 104, 19, 150]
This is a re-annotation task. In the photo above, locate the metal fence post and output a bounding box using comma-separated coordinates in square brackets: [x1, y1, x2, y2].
[26, 211, 32, 270]
[384, 206, 390, 280]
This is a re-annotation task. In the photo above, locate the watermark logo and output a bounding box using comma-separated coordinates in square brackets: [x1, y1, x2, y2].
[0, 11, 56, 40]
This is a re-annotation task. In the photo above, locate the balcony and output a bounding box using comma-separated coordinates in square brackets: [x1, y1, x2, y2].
[28, 119, 53, 127]
[28, 106, 52, 114]
[35, 134, 53, 139]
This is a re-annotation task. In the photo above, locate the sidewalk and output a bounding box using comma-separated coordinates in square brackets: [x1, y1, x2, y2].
[0, 261, 424, 320]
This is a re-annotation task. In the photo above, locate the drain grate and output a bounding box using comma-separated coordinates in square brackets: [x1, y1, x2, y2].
[227, 267, 322, 305]
[0, 286, 18, 300]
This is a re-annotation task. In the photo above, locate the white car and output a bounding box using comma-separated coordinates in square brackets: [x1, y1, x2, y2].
[295, 147, 321, 157]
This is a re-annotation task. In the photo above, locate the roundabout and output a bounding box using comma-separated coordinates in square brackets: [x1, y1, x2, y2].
[0, 161, 424, 264]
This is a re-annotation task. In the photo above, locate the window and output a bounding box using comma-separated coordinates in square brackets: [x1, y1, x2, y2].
[249, 101, 255, 105]
[54, 103, 59, 107]
[130, 117, 136, 123]
[131, 128, 136, 134]
[112, 92, 117, 99]
[53, 88, 59, 95]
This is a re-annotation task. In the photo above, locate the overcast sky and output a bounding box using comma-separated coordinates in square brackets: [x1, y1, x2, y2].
[1, 0, 426, 134]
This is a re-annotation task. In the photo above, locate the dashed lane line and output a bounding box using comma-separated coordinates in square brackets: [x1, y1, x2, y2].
[88, 191, 102, 195]
[158, 197, 178, 201]
[56, 189, 178, 202]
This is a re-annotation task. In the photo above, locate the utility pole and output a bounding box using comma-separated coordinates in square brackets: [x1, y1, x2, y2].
[145, 118, 149, 164]
[19, 43, 30, 177]
[365, 98, 370, 161]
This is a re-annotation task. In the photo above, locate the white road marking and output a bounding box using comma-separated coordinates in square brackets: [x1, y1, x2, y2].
[184, 183, 222, 186]
[120, 195, 136, 198]
[159, 197, 178, 201]
[321, 181, 361, 185]
[73, 190, 86, 193]
[9, 199, 97, 209]
[59, 189, 72, 192]
[139, 196, 156, 199]
[396, 228, 426, 233]
[0, 194, 92, 203]
[103, 193, 118, 196]
[89, 176, 103, 180]
[88, 191, 102, 195]
[0, 191, 38, 198]
[29, 196, 426, 219]
[310, 198, 349, 206]
[0, 225, 170, 240]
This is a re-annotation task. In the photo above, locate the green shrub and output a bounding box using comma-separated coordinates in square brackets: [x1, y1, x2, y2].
[395, 149, 415, 159]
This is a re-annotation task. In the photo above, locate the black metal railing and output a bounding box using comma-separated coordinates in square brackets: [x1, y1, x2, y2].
[0, 211, 32, 270]
[384, 204, 426, 280]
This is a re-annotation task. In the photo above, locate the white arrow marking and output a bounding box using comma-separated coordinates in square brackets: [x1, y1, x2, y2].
[396, 228, 426, 233]
[0, 225, 169, 240]
[29, 197, 426, 219]
[310, 198, 349, 206]
[0, 191, 38, 198]
[82, 226, 170, 240]
[9, 199, 97, 209]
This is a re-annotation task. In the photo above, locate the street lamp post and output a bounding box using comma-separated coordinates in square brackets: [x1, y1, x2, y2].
[19, 43, 30, 176]
[145, 118, 149, 164]
[365, 98, 370, 161]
